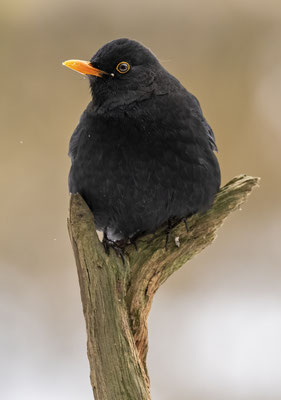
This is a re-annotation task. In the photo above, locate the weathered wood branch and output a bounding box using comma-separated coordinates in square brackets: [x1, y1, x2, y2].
[67, 174, 259, 400]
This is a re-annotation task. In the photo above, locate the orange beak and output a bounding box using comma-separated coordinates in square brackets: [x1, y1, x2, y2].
[62, 59, 108, 77]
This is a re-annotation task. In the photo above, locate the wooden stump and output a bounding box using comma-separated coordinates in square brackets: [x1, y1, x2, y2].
[68, 174, 259, 400]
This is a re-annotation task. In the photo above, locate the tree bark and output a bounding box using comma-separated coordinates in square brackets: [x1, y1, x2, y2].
[67, 174, 259, 400]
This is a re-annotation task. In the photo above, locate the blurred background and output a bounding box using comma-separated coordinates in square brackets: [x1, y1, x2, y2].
[1, 0, 281, 399]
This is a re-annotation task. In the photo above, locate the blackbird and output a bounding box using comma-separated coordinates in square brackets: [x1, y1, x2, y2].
[63, 38, 221, 245]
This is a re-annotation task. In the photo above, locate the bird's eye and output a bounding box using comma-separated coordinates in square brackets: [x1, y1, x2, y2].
[116, 61, 130, 74]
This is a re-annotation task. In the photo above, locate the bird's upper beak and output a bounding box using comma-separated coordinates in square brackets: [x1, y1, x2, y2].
[62, 59, 108, 77]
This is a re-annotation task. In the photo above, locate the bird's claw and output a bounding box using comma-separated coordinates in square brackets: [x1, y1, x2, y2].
[183, 218, 189, 233]
[102, 237, 110, 255]
[130, 238, 138, 251]
[165, 217, 189, 250]
[102, 235, 126, 264]
[165, 218, 178, 250]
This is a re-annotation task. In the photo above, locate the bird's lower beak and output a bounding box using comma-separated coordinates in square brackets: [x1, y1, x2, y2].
[62, 59, 107, 77]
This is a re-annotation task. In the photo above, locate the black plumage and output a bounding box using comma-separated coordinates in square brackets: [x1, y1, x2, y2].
[66, 38, 221, 242]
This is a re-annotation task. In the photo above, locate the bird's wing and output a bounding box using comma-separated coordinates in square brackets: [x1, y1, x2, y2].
[188, 93, 218, 152]
[200, 117, 218, 152]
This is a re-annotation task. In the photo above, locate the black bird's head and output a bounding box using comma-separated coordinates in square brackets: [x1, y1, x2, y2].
[63, 38, 170, 111]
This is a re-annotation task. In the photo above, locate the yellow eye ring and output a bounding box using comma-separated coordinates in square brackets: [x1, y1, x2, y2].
[116, 61, 130, 74]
